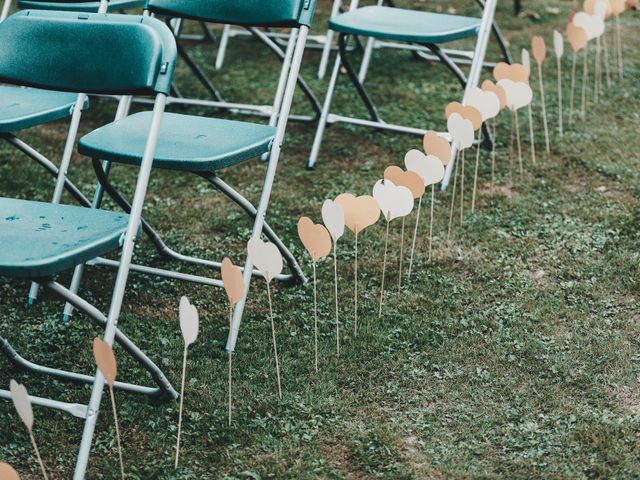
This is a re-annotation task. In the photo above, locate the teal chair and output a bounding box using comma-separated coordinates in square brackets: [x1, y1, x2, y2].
[58, 0, 316, 354]
[307, 0, 502, 174]
[0, 10, 178, 478]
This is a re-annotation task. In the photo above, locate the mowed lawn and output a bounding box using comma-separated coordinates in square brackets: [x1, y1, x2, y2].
[1, 1, 639, 478]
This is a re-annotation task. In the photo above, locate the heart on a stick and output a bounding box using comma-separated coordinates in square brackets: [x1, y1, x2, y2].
[297, 217, 332, 262]
[611, 0, 626, 15]
[372, 179, 414, 221]
[422, 130, 452, 164]
[447, 112, 474, 150]
[584, 0, 612, 16]
[553, 30, 564, 58]
[573, 11, 605, 39]
[497, 79, 533, 111]
[334, 193, 380, 234]
[404, 149, 445, 187]
[567, 22, 588, 51]
[221, 257, 244, 307]
[532, 36, 547, 65]
[465, 86, 500, 121]
[321, 199, 345, 243]
[93, 338, 117, 388]
[521, 48, 531, 75]
[493, 62, 529, 83]
[445, 102, 482, 131]
[384, 166, 425, 199]
[0, 463, 19, 480]
[10, 380, 33, 432]
[179, 296, 199, 347]
[482, 80, 507, 110]
[247, 237, 283, 283]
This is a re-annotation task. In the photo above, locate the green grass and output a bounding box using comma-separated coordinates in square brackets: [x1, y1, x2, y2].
[1, 1, 640, 478]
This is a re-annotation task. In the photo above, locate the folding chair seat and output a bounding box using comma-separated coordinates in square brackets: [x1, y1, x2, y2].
[0, 86, 87, 132]
[16, 0, 143, 11]
[0, 10, 179, 478]
[0, 198, 130, 278]
[78, 111, 276, 171]
[307, 0, 501, 174]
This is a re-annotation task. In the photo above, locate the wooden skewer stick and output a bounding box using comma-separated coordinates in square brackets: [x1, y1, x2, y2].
[28, 431, 48, 480]
[569, 50, 578, 125]
[537, 61, 551, 154]
[459, 149, 465, 226]
[407, 196, 422, 280]
[471, 130, 482, 213]
[602, 28, 612, 87]
[313, 262, 319, 370]
[332, 242, 339, 355]
[515, 109, 523, 176]
[228, 306, 233, 425]
[491, 118, 497, 184]
[378, 217, 390, 317]
[108, 385, 125, 480]
[447, 152, 460, 243]
[353, 228, 359, 336]
[527, 103, 536, 164]
[557, 55, 563, 137]
[397, 217, 405, 291]
[616, 14, 624, 79]
[175, 345, 188, 468]
[581, 43, 589, 118]
[266, 279, 282, 399]
[428, 185, 435, 261]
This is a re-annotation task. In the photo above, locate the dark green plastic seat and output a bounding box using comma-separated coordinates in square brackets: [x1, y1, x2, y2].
[78, 112, 276, 172]
[17, 0, 143, 12]
[329, 6, 480, 43]
[0, 198, 132, 278]
[0, 85, 88, 133]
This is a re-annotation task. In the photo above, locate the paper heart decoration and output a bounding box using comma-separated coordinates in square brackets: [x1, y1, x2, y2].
[247, 237, 283, 283]
[297, 217, 331, 262]
[531, 36, 547, 65]
[321, 199, 345, 243]
[179, 296, 199, 346]
[493, 62, 529, 83]
[481, 80, 507, 110]
[497, 79, 533, 111]
[567, 22, 588, 52]
[404, 149, 445, 187]
[553, 30, 564, 58]
[611, 0, 626, 15]
[422, 130, 452, 164]
[93, 337, 117, 388]
[10, 380, 33, 432]
[521, 48, 531, 75]
[573, 11, 605, 40]
[0, 463, 19, 480]
[221, 257, 244, 307]
[384, 165, 425, 199]
[447, 112, 474, 150]
[465, 86, 500, 121]
[584, 0, 612, 16]
[334, 193, 380, 234]
[372, 179, 414, 221]
[445, 101, 482, 131]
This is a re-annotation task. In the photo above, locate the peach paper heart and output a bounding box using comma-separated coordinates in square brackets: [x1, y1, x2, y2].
[532, 36, 547, 65]
[297, 217, 332, 262]
[93, 337, 117, 388]
[221, 257, 244, 307]
[0, 463, 19, 480]
[422, 130, 452, 164]
[493, 62, 529, 83]
[335, 193, 380, 234]
[445, 102, 482, 131]
[384, 166, 425, 199]
[481, 80, 507, 110]
[567, 22, 588, 52]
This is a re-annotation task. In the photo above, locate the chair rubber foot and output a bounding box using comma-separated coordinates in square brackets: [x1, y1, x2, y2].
[305, 163, 317, 171]
[26, 297, 37, 307]
[59, 313, 72, 324]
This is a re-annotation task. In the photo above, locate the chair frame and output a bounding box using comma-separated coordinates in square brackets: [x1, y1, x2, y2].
[306, 0, 501, 174]
[0, 8, 178, 478]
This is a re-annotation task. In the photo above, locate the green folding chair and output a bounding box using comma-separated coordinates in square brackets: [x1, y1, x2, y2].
[56, 0, 315, 353]
[307, 0, 501, 181]
[0, 10, 178, 478]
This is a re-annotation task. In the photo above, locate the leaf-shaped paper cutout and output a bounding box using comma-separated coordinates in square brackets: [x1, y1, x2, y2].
[179, 296, 199, 346]
[422, 131, 452, 164]
[383, 166, 425, 198]
[335, 193, 381, 234]
[297, 217, 332, 261]
[321, 199, 345, 243]
[247, 237, 283, 283]
[10, 380, 33, 432]
[221, 257, 244, 307]
[92, 337, 117, 388]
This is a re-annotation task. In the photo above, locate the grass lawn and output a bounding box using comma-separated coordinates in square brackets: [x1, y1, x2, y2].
[1, 1, 639, 478]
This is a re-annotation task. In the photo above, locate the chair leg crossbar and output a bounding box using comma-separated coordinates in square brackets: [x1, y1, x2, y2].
[0, 279, 178, 420]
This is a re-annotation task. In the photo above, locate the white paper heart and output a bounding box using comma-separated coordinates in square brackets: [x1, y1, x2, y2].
[446, 113, 474, 150]
[497, 79, 533, 111]
[10, 379, 33, 432]
[553, 30, 564, 58]
[404, 149, 445, 187]
[372, 179, 414, 221]
[321, 199, 345, 243]
[521, 48, 531, 75]
[465, 86, 500, 121]
[179, 296, 199, 346]
[247, 237, 283, 283]
[594, 0, 608, 18]
[573, 11, 605, 39]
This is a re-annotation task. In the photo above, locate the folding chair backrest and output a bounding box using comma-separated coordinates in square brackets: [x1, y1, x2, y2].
[0, 10, 177, 95]
[146, 0, 316, 28]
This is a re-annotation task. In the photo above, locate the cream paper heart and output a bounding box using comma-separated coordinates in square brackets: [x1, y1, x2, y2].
[321, 199, 345, 243]
[497, 79, 533, 111]
[521, 48, 531, 76]
[465, 86, 500, 121]
[553, 30, 564, 58]
[447, 112, 474, 150]
[10, 379, 33, 432]
[404, 149, 445, 187]
[179, 296, 199, 347]
[573, 11, 605, 39]
[372, 179, 414, 221]
[247, 237, 283, 283]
